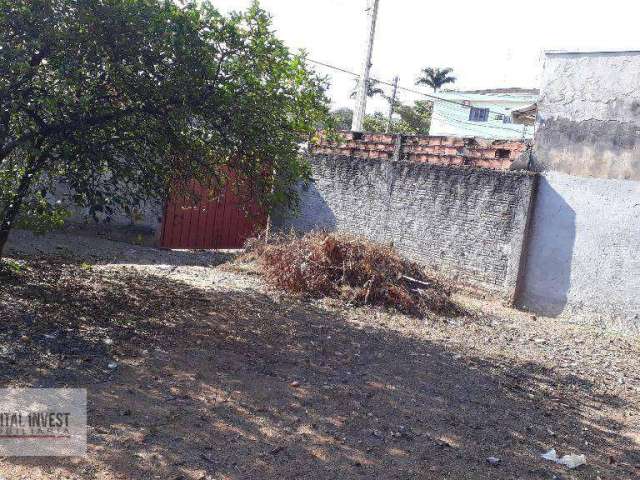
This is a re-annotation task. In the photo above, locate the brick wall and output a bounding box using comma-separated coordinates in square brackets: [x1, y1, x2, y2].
[273, 155, 537, 301]
[311, 131, 530, 170]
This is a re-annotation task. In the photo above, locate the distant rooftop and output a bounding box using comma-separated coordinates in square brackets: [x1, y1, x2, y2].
[432, 89, 539, 104]
[545, 49, 640, 56]
[454, 88, 540, 96]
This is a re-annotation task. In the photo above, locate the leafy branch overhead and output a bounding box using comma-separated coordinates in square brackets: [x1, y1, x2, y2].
[0, 0, 330, 257]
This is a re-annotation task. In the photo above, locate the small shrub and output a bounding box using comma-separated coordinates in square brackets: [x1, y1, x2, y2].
[249, 231, 463, 318]
[0, 259, 25, 275]
[80, 262, 93, 272]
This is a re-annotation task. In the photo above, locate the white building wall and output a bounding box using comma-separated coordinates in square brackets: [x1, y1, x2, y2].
[429, 93, 536, 140]
[518, 51, 640, 331]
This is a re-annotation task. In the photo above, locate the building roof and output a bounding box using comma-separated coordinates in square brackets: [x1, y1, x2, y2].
[433, 89, 539, 104]
[545, 49, 640, 56]
[454, 88, 540, 96]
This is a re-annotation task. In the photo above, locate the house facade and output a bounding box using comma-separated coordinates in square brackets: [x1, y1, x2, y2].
[429, 89, 538, 140]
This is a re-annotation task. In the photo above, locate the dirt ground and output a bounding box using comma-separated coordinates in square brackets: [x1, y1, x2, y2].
[0, 231, 639, 479]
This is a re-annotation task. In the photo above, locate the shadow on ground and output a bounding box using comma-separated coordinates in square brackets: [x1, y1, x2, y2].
[0, 257, 638, 479]
[6, 229, 234, 268]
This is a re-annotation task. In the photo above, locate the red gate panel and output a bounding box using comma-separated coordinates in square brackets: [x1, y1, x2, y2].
[159, 177, 266, 249]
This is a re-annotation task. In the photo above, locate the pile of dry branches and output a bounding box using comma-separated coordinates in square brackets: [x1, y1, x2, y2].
[248, 231, 462, 317]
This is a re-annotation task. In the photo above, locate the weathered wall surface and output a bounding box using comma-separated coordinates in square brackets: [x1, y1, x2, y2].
[533, 51, 640, 180]
[520, 51, 640, 330]
[518, 172, 640, 328]
[274, 155, 537, 300]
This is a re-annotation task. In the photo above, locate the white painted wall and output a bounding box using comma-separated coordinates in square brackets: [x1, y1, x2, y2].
[519, 172, 640, 330]
[540, 51, 640, 124]
[533, 50, 640, 179]
[519, 51, 640, 331]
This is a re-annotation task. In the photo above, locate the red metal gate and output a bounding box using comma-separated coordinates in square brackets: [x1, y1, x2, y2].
[159, 178, 266, 250]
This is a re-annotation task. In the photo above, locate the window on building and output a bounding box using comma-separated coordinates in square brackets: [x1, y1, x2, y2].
[468, 107, 489, 122]
[502, 116, 513, 124]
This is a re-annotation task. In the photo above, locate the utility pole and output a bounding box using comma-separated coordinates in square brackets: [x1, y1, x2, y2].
[351, 0, 380, 132]
[386, 75, 399, 133]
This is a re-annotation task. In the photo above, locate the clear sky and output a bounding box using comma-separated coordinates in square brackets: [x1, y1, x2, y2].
[212, 0, 640, 112]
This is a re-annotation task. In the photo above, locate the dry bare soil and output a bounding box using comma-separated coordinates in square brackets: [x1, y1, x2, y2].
[0, 231, 639, 479]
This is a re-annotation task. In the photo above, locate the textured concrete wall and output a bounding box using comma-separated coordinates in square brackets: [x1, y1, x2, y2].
[533, 51, 640, 180]
[518, 172, 640, 329]
[520, 51, 640, 330]
[274, 155, 537, 300]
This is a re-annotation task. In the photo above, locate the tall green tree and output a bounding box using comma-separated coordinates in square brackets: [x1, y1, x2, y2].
[416, 67, 456, 92]
[0, 0, 329, 258]
[328, 108, 353, 131]
[326, 101, 431, 135]
[394, 100, 432, 134]
[328, 79, 432, 134]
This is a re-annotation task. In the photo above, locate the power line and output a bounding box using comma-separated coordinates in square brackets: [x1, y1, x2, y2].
[307, 57, 506, 114]
[306, 57, 533, 123]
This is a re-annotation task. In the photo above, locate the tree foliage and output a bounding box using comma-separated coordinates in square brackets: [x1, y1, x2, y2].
[327, 100, 431, 135]
[392, 100, 432, 134]
[0, 0, 330, 257]
[349, 79, 385, 99]
[416, 67, 456, 92]
[328, 108, 354, 131]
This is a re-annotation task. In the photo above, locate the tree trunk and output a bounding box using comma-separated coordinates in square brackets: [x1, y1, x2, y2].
[0, 179, 31, 260]
[0, 155, 44, 260]
[0, 223, 10, 260]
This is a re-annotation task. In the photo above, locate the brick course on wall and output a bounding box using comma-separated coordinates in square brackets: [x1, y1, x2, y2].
[311, 131, 530, 170]
[274, 155, 537, 301]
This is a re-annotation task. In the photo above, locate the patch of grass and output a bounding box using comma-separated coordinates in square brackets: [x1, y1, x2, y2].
[80, 262, 93, 272]
[0, 258, 26, 275]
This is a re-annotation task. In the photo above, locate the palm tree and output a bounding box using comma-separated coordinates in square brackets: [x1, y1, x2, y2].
[350, 79, 385, 99]
[416, 67, 457, 93]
